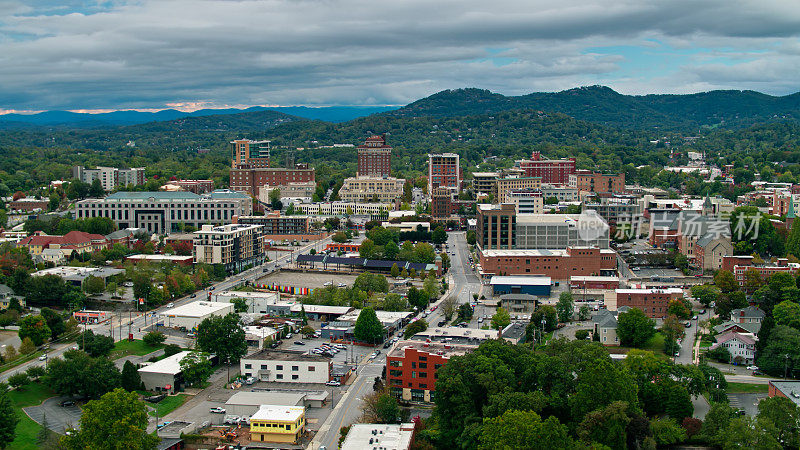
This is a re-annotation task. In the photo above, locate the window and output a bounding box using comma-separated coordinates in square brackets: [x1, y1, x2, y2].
[419, 362, 427, 369]
[292, 375, 299, 380]
[244, 364, 252, 369]
[276, 365, 283, 370]
[292, 366, 299, 371]
[276, 374, 283, 379]
[308, 366, 315, 372]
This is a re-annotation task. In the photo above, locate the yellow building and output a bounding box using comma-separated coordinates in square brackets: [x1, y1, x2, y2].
[249, 405, 305, 444]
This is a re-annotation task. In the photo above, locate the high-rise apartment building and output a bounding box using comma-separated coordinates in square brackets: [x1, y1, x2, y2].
[428, 153, 461, 190]
[72, 166, 146, 192]
[357, 135, 392, 177]
[231, 139, 272, 169]
[193, 223, 265, 273]
[517, 151, 576, 184]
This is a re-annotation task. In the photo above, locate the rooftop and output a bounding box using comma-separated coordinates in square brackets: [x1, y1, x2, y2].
[226, 391, 305, 408]
[769, 381, 800, 407]
[491, 276, 551, 286]
[481, 248, 615, 258]
[341, 423, 415, 450]
[616, 287, 683, 295]
[411, 327, 499, 342]
[106, 191, 201, 200]
[138, 351, 197, 376]
[387, 340, 476, 359]
[161, 301, 232, 318]
[243, 349, 329, 363]
[250, 405, 305, 423]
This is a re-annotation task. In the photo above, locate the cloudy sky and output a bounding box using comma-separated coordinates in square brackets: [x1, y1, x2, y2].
[1, 0, 799, 112]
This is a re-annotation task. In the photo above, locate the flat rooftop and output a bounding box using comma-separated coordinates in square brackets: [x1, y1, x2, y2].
[341, 423, 415, 450]
[290, 304, 352, 315]
[570, 276, 620, 282]
[769, 381, 800, 407]
[138, 351, 196, 376]
[490, 275, 551, 286]
[161, 301, 232, 318]
[616, 288, 684, 294]
[411, 327, 499, 341]
[250, 405, 305, 423]
[244, 349, 328, 363]
[387, 340, 476, 359]
[337, 309, 414, 325]
[481, 248, 615, 257]
[226, 391, 305, 407]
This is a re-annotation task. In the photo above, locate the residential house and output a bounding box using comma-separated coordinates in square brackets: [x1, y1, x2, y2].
[711, 331, 758, 364]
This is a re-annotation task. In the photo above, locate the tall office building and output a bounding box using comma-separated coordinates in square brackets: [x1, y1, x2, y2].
[428, 153, 461, 190]
[517, 151, 576, 184]
[231, 139, 271, 169]
[357, 135, 392, 177]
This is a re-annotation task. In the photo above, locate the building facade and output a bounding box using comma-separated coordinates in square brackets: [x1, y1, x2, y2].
[294, 201, 394, 216]
[479, 247, 617, 279]
[75, 190, 252, 235]
[386, 341, 474, 402]
[249, 405, 306, 444]
[357, 135, 392, 177]
[72, 165, 146, 191]
[240, 350, 331, 383]
[428, 153, 461, 190]
[230, 164, 316, 197]
[569, 170, 626, 194]
[517, 152, 576, 184]
[507, 190, 544, 214]
[337, 176, 405, 203]
[495, 177, 542, 202]
[615, 288, 684, 319]
[471, 172, 499, 195]
[235, 214, 310, 236]
[193, 223, 264, 272]
[231, 139, 271, 168]
[258, 181, 316, 205]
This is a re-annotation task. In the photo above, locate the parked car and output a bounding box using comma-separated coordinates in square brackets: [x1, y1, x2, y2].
[753, 369, 764, 376]
[692, 315, 698, 320]
[166, 302, 174, 308]
[437, 320, 447, 327]
[190, 293, 196, 298]
[38, 354, 47, 361]
[383, 341, 392, 348]
[700, 309, 707, 314]
[294, 341, 305, 346]
[245, 377, 256, 385]
[239, 416, 250, 425]
[337, 283, 347, 287]
[684, 321, 692, 328]
[334, 344, 346, 350]
[323, 281, 333, 286]
[223, 415, 240, 425]
[209, 407, 226, 414]
[325, 380, 341, 386]
[145, 394, 166, 403]
[59, 400, 76, 407]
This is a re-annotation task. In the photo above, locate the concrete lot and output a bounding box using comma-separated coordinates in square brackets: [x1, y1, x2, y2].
[24, 396, 83, 433]
[728, 392, 767, 417]
[630, 267, 684, 278]
[255, 271, 360, 290]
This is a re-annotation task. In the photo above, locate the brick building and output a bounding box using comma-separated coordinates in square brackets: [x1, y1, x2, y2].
[478, 247, 617, 279]
[722, 255, 797, 285]
[357, 135, 392, 177]
[229, 163, 316, 197]
[234, 213, 310, 236]
[495, 176, 542, 202]
[615, 288, 684, 319]
[431, 187, 454, 221]
[8, 197, 49, 212]
[517, 151, 576, 184]
[386, 340, 475, 403]
[569, 170, 625, 194]
[428, 153, 461, 190]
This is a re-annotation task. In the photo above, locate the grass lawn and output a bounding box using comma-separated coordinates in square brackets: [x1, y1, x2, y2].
[109, 339, 163, 360]
[643, 332, 666, 354]
[7, 382, 57, 450]
[148, 394, 190, 418]
[700, 341, 712, 348]
[726, 382, 769, 394]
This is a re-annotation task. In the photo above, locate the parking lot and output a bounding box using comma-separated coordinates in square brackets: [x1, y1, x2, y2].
[25, 396, 83, 433]
[278, 336, 372, 366]
[629, 267, 685, 279]
[255, 271, 360, 290]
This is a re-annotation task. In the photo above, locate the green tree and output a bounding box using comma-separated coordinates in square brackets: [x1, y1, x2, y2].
[576, 401, 632, 450]
[714, 270, 739, 293]
[82, 276, 105, 295]
[163, 344, 182, 357]
[88, 178, 105, 197]
[556, 292, 574, 323]
[691, 285, 720, 307]
[358, 239, 379, 259]
[407, 286, 427, 310]
[431, 226, 447, 245]
[575, 329, 590, 340]
[46, 350, 121, 399]
[361, 391, 400, 424]
[332, 231, 348, 243]
[667, 299, 691, 319]
[466, 230, 477, 245]
[479, 410, 572, 450]
[757, 396, 800, 448]
[617, 307, 656, 348]
[756, 325, 800, 377]
[650, 417, 686, 446]
[353, 307, 383, 343]
[491, 307, 511, 330]
[578, 305, 591, 321]
[701, 402, 736, 446]
[18, 314, 51, 346]
[403, 319, 428, 339]
[196, 313, 247, 369]
[384, 241, 400, 260]
[231, 297, 248, 313]
[7, 372, 30, 390]
[40, 307, 65, 339]
[354, 272, 389, 294]
[120, 360, 142, 392]
[0, 385, 19, 448]
[390, 263, 400, 278]
[529, 305, 558, 333]
[179, 352, 213, 387]
[382, 293, 408, 312]
[61, 388, 158, 450]
[78, 330, 115, 357]
[18, 337, 35, 355]
[25, 366, 45, 380]
[142, 331, 166, 347]
[721, 416, 781, 450]
[786, 217, 800, 258]
[773, 300, 800, 329]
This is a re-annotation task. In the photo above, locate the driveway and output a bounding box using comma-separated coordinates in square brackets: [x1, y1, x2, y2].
[24, 396, 83, 434]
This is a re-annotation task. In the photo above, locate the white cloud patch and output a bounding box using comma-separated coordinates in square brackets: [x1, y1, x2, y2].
[0, 0, 798, 110]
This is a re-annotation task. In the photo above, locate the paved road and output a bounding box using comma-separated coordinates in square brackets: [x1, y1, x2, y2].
[675, 309, 711, 365]
[24, 396, 82, 434]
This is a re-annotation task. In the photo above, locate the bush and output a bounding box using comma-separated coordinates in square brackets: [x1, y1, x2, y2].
[163, 344, 182, 357]
[8, 372, 30, 389]
[26, 366, 46, 379]
[142, 331, 166, 347]
[575, 329, 590, 340]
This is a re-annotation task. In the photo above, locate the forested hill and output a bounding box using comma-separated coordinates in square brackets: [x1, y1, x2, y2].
[385, 86, 800, 130]
[117, 109, 304, 133]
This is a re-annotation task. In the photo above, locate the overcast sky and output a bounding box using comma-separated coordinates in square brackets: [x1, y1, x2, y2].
[1, 0, 799, 112]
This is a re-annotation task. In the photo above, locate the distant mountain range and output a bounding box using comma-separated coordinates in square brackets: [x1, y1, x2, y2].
[0, 105, 397, 128]
[385, 86, 800, 129]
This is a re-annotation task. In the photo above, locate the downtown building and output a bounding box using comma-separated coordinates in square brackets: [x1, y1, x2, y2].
[428, 153, 461, 190]
[357, 135, 392, 177]
[337, 176, 405, 203]
[569, 170, 626, 195]
[231, 139, 272, 168]
[230, 163, 316, 198]
[386, 340, 476, 403]
[516, 151, 576, 184]
[72, 165, 146, 191]
[75, 190, 252, 235]
[193, 223, 265, 273]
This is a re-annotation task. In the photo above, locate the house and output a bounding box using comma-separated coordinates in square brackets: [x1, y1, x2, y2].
[249, 405, 306, 444]
[18, 230, 110, 257]
[713, 321, 761, 335]
[730, 306, 765, 326]
[592, 307, 626, 346]
[0, 284, 24, 310]
[138, 351, 213, 393]
[711, 331, 758, 364]
[499, 293, 538, 314]
[341, 423, 416, 450]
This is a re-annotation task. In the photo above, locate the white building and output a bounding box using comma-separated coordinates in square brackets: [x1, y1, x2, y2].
[73, 165, 145, 191]
[258, 181, 316, 205]
[75, 190, 252, 235]
[213, 291, 286, 315]
[712, 331, 758, 364]
[337, 176, 405, 203]
[160, 301, 234, 330]
[138, 351, 206, 393]
[294, 201, 395, 216]
[507, 190, 544, 214]
[341, 423, 416, 450]
[240, 349, 331, 383]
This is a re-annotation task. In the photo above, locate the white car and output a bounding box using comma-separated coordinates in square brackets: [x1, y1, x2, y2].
[337, 283, 347, 287]
[166, 302, 174, 308]
[746, 365, 759, 370]
[334, 344, 346, 350]
[209, 407, 226, 414]
[38, 354, 47, 361]
[325, 380, 341, 386]
[323, 281, 333, 286]
[223, 415, 240, 425]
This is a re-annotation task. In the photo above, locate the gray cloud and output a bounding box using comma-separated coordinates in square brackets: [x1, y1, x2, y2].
[0, 0, 799, 110]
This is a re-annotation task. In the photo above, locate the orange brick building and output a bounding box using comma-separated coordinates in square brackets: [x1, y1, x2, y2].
[478, 246, 617, 279]
[615, 288, 684, 319]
